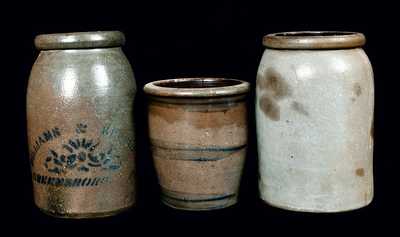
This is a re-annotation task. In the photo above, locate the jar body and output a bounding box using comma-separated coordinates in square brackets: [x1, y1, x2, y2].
[147, 82, 248, 210]
[27, 47, 136, 218]
[256, 48, 374, 212]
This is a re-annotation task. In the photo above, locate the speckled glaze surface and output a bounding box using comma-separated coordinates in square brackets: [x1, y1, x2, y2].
[256, 31, 374, 212]
[144, 78, 249, 210]
[27, 31, 137, 218]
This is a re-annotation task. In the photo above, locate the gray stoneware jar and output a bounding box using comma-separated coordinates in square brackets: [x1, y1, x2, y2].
[27, 31, 137, 218]
[256, 31, 374, 212]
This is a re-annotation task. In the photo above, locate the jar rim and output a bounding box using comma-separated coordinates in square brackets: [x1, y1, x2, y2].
[34, 31, 125, 50]
[263, 31, 366, 49]
[144, 78, 250, 98]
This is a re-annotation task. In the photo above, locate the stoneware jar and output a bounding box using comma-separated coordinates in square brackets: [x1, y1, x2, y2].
[256, 31, 374, 212]
[27, 31, 137, 218]
[144, 78, 249, 210]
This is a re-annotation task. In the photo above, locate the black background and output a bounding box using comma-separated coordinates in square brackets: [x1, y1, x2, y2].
[3, 0, 398, 234]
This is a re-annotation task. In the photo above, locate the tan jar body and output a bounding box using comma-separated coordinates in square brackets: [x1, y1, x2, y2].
[27, 31, 137, 218]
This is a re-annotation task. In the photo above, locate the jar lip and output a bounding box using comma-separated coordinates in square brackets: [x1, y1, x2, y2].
[34, 31, 125, 50]
[143, 78, 250, 98]
[263, 31, 366, 49]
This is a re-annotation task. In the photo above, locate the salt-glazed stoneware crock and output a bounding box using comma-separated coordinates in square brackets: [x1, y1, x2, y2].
[27, 31, 137, 218]
[256, 31, 374, 212]
[144, 78, 250, 210]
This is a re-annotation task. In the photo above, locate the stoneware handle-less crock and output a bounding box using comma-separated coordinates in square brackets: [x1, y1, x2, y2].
[256, 31, 374, 213]
[144, 78, 250, 211]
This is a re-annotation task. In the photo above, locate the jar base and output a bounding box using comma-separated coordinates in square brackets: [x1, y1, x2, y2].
[161, 195, 238, 211]
[259, 196, 373, 213]
[38, 204, 134, 219]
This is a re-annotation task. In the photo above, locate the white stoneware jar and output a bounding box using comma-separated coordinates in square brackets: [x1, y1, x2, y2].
[256, 31, 374, 212]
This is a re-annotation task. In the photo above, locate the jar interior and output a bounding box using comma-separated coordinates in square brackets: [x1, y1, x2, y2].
[155, 79, 242, 88]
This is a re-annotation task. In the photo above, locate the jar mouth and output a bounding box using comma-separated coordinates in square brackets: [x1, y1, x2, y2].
[263, 31, 366, 49]
[144, 78, 250, 98]
[34, 31, 125, 50]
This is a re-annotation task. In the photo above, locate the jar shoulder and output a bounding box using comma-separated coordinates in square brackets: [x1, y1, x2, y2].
[258, 48, 373, 82]
[28, 47, 136, 99]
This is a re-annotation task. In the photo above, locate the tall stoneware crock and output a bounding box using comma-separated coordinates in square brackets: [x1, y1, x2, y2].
[27, 31, 137, 218]
[256, 31, 374, 212]
[144, 78, 249, 210]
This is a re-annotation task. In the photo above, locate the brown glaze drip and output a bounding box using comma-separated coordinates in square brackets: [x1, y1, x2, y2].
[258, 69, 291, 99]
[258, 68, 291, 121]
[355, 168, 365, 177]
[353, 83, 362, 97]
[291, 101, 309, 116]
[259, 95, 280, 121]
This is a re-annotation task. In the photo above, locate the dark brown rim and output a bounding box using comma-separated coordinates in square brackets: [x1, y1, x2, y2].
[34, 31, 125, 50]
[263, 31, 366, 49]
[143, 78, 250, 98]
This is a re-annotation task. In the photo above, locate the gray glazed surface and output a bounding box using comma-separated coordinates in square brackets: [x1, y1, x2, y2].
[257, 31, 374, 212]
[27, 31, 137, 218]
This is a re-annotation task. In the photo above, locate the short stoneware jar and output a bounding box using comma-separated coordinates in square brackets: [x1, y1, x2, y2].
[256, 31, 374, 212]
[27, 31, 137, 218]
[144, 78, 250, 210]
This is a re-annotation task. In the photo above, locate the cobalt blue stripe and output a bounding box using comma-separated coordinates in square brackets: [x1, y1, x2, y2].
[161, 156, 229, 162]
[162, 193, 236, 203]
[152, 143, 247, 152]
